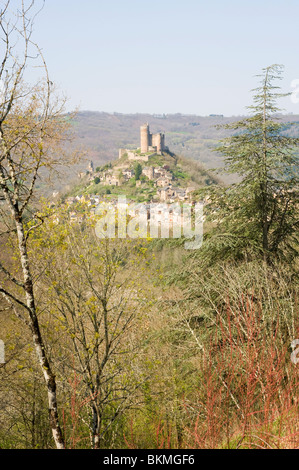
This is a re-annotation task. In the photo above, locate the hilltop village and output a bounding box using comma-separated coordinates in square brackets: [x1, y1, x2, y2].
[51, 124, 211, 226]
[76, 124, 196, 203]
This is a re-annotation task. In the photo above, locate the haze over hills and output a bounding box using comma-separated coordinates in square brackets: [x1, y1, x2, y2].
[2, 0, 299, 451]
[68, 111, 299, 184]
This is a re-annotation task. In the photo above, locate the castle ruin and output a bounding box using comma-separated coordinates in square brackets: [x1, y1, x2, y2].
[140, 123, 165, 154]
[119, 124, 166, 161]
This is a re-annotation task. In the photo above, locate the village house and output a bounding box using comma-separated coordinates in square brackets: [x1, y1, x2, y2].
[157, 186, 188, 202]
[142, 166, 154, 180]
[153, 167, 172, 179]
[158, 186, 173, 202]
[122, 168, 135, 179]
[172, 188, 186, 202]
[106, 174, 121, 186]
[153, 167, 163, 178]
[156, 176, 173, 188]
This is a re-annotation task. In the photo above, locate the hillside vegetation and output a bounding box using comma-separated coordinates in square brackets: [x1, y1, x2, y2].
[0, 5, 298, 449]
[70, 111, 299, 177]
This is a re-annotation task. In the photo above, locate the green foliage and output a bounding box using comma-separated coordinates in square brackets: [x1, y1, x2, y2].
[172, 168, 189, 180]
[202, 65, 299, 264]
[2, 60, 298, 449]
[134, 163, 142, 180]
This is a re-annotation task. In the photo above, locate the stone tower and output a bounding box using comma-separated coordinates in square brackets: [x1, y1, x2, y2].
[152, 133, 164, 154]
[140, 123, 149, 154]
[140, 124, 165, 154]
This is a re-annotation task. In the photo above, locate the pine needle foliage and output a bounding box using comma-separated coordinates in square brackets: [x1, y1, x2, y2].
[202, 65, 299, 265]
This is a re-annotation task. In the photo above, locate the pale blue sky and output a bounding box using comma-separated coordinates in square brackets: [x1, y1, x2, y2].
[32, 0, 299, 115]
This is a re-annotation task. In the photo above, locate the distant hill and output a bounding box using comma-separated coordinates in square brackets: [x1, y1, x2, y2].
[44, 111, 299, 194]
[71, 111, 238, 170]
[71, 110, 299, 168]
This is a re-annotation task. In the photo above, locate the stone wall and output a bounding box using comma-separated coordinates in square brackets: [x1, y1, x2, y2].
[119, 148, 127, 159]
[128, 152, 151, 162]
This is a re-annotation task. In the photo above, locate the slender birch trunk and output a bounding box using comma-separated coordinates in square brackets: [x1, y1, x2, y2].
[15, 216, 65, 449]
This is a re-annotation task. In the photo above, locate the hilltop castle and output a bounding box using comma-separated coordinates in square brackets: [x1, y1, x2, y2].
[140, 123, 165, 154]
[119, 124, 166, 162]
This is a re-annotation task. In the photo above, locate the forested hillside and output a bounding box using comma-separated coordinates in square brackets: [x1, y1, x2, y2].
[54, 111, 299, 192]
[0, 2, 298, 452]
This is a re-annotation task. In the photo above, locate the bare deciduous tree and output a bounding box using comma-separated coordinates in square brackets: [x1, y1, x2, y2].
[0, 0, 72, 448]
[35, 218, 148, 448]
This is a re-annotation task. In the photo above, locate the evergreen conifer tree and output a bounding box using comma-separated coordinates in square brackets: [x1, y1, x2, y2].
[204, 65, 299, 263]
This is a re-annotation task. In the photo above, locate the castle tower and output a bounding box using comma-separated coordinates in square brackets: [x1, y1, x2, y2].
[152, 133, 165, 154]
[152, 133, 161, 154]
[140, 124, 149, 154]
